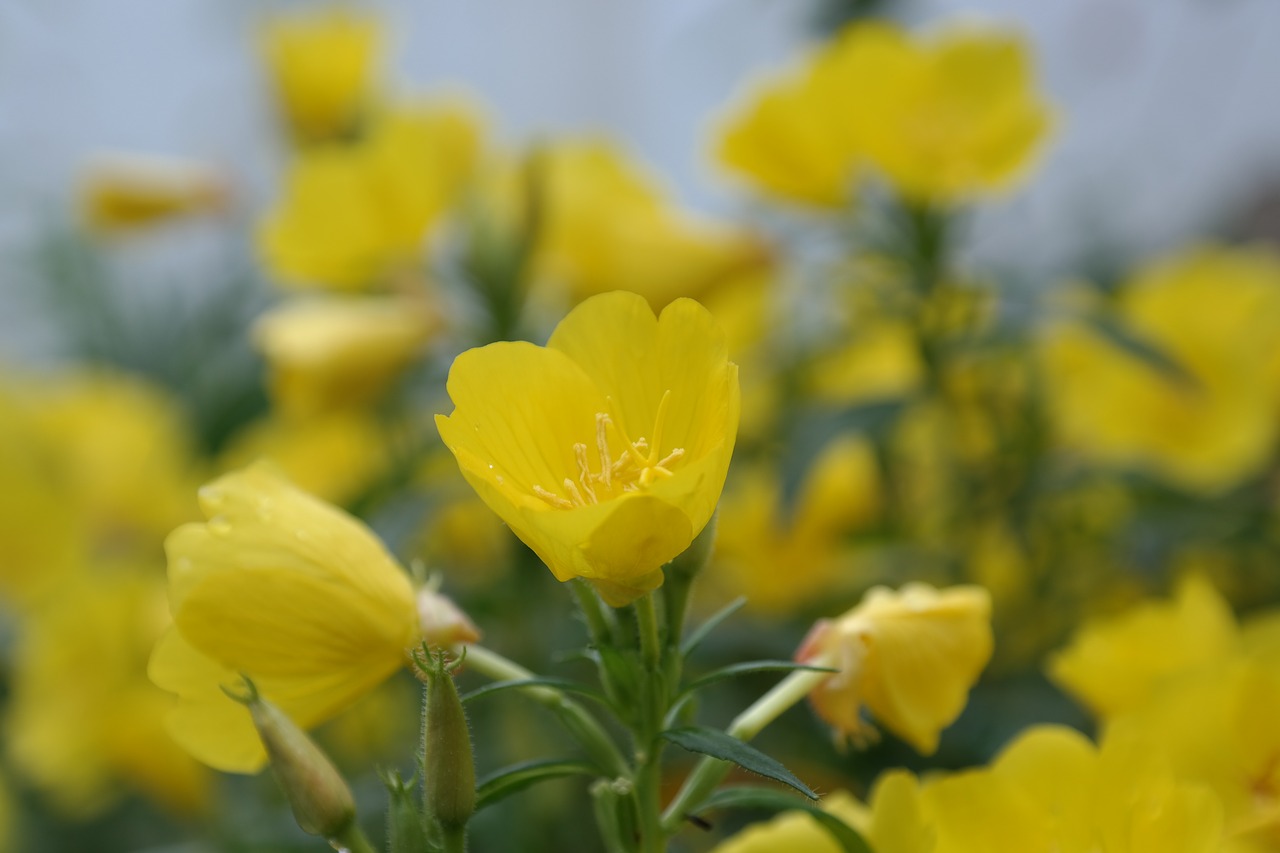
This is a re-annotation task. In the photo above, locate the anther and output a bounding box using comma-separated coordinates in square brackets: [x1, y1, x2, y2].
[533, 485, 573, 509]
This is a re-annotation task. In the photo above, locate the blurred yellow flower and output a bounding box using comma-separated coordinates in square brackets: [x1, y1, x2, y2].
[796, 583, 992, 753]
[709, 791, 866, 853]
[436, 291, 739, 606]
[861, 725, 1223, 853]
[839, 22, 1053, 204]
[26, 371, 201, 546]
[805, 322, 924, 405]
[151, 463, 421, 772]
[79, 152, 228, 233]
[1041, 245, 1280, 493]
[260, 101, 482, 290]
[260, 8, 381, 144]
[9, 569, 210, 817]
[711, 435, 880, 615]
[1049, 575, 1238, 719]
[534, 140, 770, 309]
[252, 295, 436, 417]
[718, 21, 1052, 206]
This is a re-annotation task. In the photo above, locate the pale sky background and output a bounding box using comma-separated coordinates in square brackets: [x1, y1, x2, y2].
[1, 0, 1279, 351]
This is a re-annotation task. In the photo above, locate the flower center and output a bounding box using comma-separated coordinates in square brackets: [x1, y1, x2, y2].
[533, 389, 685, 509]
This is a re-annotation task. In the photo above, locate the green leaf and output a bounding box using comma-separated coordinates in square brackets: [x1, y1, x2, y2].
[695, 786, 873, 853]
[680, 661, 837, 698]
[460, 677, 607, 706]
[1086, 314, 1197, 388]
[681, 597, 746, 657]
[659, 727, 817, 800]
[474, 759, 598, 812]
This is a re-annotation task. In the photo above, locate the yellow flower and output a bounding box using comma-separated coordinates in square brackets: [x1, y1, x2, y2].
[863, 726, 1223, 853]
[717, 21, 1052, 206]
[150, 463, 423, 772]
[9, 569, 210, 816]
[218, 411, 391, 507]
[260, 101, 482, 290]
[79, 152, 227, 233]
[534, 140, 770, 309]
[839, 22, 1053, 203]
[710, 436, 880, 615]
[252, 295, 436, 417]
[1041, 245, 1280, 493]
[25, 371, 201, 545]
[436, 291, 740, 606]
[1048, 575, 1239, 719]
[805, 322, 924, 405]
[709, 791, 867, 853]
[796, 583, 992, 753]
[259, 8, 381, 145]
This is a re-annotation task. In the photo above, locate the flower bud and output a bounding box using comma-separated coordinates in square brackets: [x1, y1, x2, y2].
[416, 649, 476, 832]
[230, 680, 356, 839]
[381, 769, 430, 853]
[416, 588, 482, 649]
[796, 583, 993, 754]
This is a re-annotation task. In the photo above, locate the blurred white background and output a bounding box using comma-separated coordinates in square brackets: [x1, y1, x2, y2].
[1, 0, 1278, 339]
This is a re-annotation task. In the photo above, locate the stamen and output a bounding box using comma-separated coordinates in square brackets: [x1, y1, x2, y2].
[656, 447, 684, 469]
[595, 413, 613, 489]
[563, 478, 589, 506]
[533, 485, 573, 509]
[648, 390, 673, 466]
[574, 443, 592, 482]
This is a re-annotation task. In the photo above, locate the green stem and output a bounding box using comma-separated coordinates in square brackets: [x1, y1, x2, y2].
[441, 826, 467, 853]
[464, 645, 628, 777]
[660, 661, 833, 832]
[635, 594, 662, 674]
[330, 824, 377, 853]
[572, 579, 616, 647]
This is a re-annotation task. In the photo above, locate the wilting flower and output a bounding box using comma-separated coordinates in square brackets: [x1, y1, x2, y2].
[796, 583, 992, 753]
[79, 152, 228, 233]
[532, 140, 770, 309]
[718, 21, 1052, 206]
[1049, 575, 1238, 719]
[710, 436, 880, 615]
[150, 464, 465, 772]
[260, 101, 482, 290]
[259, 7, 382, 144]
[436, 291, 739, 606]
[9, 569, 210, 816]
[1041, 245, 1280, 494]
[252, 295, 436, 417]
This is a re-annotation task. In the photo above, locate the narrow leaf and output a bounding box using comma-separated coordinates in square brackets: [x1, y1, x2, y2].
[461, 677, 606, 706]
[475, 759, 598, 812]
[660, 727, 817, 800]
[695, 786, 873, 853]
[681, 597, 746, 657]
[681, 661, 837, 698]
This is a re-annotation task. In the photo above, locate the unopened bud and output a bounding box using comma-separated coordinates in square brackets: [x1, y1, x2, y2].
[416, 588, 482, 648]
[413, 646, 476, 832]
[227, 679, 356, 839]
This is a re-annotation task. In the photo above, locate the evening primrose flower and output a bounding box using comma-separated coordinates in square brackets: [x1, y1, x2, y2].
[709, 791, 866, 853]
[252, 295, 436, 417]
[718, 21, 1052, 206]
[80, 152, 228, 233]
[1049, 575, 1239, 719]
[150, 463, 455, 772]
[260, 8, 382, 144]
[260, 101, 482, 290]
[858, 726, 1224, 853]
[1041, 245, 1280, 493]
[796, 583, 992, 753]
[534, 140, 770, 309]
[436, 291, 740, 606]
[9, 569, 209, 816]
[710, 435, 880, 615]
